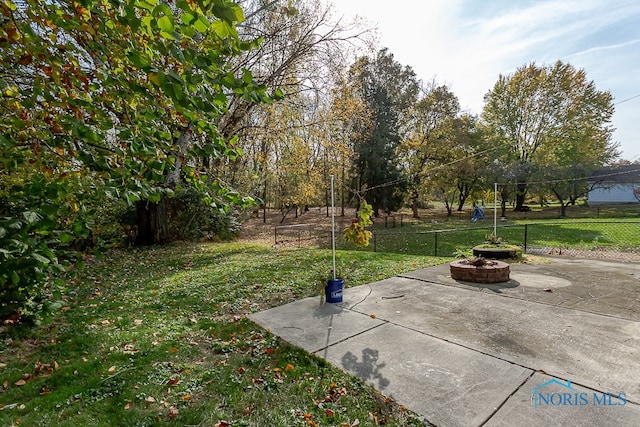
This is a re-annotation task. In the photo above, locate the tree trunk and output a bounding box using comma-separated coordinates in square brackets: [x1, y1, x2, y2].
[552, 189, 568, 217]
[514, 182, 527, 211]
[135, 197, 170, 245]
[410, 190, 419, 218]
[444, 199, 453, 216]
[136, 125, 192, 244]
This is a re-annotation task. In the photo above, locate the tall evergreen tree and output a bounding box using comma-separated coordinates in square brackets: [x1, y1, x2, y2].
[348, 49, 418, 216]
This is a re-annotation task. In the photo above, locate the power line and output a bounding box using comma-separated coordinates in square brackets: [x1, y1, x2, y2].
[494, 166, 640, 187]
[614, 94, 640, 105]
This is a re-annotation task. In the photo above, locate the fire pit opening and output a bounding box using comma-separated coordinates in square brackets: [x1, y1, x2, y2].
[449, 257, 510, 283]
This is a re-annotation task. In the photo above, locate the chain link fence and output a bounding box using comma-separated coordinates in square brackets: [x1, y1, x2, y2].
[369, 221, 640, 261]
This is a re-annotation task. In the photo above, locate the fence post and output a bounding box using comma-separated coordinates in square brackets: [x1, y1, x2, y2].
[524, 224, 528, 253]
[434, 231, 438, 257]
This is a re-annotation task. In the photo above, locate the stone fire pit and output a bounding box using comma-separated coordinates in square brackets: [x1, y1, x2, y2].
[449, 257, 510, 283]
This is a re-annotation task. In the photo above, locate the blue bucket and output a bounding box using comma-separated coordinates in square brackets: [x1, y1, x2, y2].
[325, 278, 344, 303]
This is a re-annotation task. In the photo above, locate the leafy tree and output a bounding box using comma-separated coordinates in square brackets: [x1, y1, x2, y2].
[0, 0, 269, 317]
[347, 49, 418, 216]
[537, 125, 618, 215]
[482, 61, 617, 211]
[214, 0, 364, 211]
[401, 82, 460, 217]
[449, 115, 487, 211]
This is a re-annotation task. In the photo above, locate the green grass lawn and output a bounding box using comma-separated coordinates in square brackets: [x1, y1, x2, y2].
[366, 219, 640, 256]
[0, 243, 447, 426]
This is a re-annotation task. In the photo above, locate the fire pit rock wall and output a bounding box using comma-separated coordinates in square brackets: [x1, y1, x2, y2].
[449, 260, 510, 283]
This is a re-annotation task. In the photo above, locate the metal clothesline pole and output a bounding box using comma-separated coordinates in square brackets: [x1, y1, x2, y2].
[494, 182, 498, 237]
[331, 175, 336, 280]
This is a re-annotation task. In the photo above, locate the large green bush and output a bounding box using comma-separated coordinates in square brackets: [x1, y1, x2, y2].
[167, 188, 242, 241]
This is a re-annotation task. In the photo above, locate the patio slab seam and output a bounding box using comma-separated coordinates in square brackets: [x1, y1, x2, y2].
[343, 299, 640, 406]
[479, 370, 536, 426]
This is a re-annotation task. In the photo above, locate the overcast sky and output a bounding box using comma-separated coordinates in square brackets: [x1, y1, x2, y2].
[331, 0, 640, 161]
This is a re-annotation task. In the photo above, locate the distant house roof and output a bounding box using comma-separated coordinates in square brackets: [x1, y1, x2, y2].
[589, 165, 640, 185]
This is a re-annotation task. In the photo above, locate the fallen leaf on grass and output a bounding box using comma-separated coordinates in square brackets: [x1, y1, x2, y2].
[325, 409, 335, 417]
[168, 406, 179, 419]
[123, 344, 138, 354]
[285, 363, 294, 372]
[167, 378, 180, 386]
[181, 394, 192, 401]
[145, 396, 156, 403]
[215, 421, 230, 427]
[14, 379, 26, 386]
[124, 402, 133, 410]
[134, 319, 143, 325]
[107, 366, 117, 375]
[369, 412, 380, 425]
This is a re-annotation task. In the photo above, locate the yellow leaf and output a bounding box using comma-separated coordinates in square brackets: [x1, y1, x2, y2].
[148, 72, 162, 86]
[182, 394, 192, 401]
[108, 366, 117, 375]
[285, 364, 294, 372]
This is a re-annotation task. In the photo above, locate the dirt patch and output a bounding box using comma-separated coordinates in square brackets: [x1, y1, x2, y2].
[238, 207, 358, 245]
